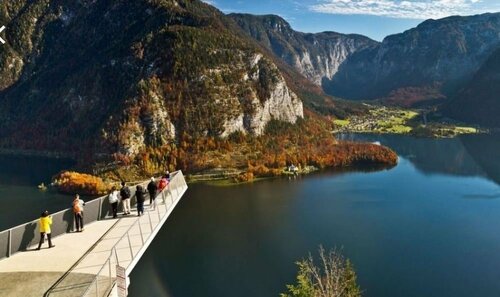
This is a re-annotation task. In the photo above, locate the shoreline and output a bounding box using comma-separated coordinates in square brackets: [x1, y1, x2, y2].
[333, 128, 488, 139]
[186, 165, 320, 186]
[0, 148, 75, 160]
[333, 105, 488, 139]
[4, 138, 399, 189]
[186, 162, 399, 187]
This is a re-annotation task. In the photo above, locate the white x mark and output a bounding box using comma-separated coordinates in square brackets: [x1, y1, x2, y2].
[0, 26, 5, 44]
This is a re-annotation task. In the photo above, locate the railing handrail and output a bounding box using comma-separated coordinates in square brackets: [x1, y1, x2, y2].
[108, 171, 183, 265]
[0, 176, 161, 234]
[0, 171, 183, 260]
[1, 201, 80, 235]
[79, 170, 187, 297]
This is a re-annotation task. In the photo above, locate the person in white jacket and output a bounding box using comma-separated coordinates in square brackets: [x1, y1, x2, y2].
[108, 187, 119, 218]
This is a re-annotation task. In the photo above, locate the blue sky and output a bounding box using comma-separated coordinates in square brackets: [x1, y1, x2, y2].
[203, 0, 500, 41]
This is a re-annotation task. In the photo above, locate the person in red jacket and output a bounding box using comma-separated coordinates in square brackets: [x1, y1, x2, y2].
[154, 175, 169, 209]
[158, 176, 168, 192]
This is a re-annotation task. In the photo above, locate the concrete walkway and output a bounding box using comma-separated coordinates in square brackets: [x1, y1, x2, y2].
[0, 217, 117, 297]
[0, 181, 187, 297]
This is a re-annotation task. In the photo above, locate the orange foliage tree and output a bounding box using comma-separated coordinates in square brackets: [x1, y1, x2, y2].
[125, 112, 398, 181]
[53, 171, 112, 196]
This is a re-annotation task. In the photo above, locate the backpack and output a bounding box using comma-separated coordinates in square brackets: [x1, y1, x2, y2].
[120, 187, 131, 199]
[73, 200, 82, 213]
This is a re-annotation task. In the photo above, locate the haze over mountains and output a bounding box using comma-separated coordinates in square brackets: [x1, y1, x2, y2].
[232, 12, 500, 127]
[229, 14, 377, 87]
[443, 48, 500, 127]
[329, 13, 500, 103]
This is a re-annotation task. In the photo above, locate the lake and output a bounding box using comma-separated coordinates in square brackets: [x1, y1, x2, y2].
[1, 134, 500, 297]
[0, 154, 75, 229]
[128, 133, 500, 297]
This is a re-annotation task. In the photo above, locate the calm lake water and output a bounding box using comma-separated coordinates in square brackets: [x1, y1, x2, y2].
[128, 133, 500, 297]
[0, 155, 75, 229]
[1, 134, 500, 297]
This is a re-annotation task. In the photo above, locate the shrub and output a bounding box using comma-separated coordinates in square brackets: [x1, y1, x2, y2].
[53, 171, 112, 196]
[281, 246, 361, 297]
[234, 171, 254, 183]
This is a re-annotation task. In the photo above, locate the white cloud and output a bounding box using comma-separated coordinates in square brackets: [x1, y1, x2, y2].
[310, 0, 495, 19]
[202, 0, 216, 5]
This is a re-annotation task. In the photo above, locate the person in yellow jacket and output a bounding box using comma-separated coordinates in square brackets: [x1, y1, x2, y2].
[36, 210, 55, 250]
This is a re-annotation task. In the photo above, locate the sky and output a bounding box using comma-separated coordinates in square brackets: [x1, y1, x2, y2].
[203, 0, 500, 41]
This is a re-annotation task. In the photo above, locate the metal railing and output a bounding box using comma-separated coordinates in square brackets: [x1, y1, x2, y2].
[80, 171, 188, 297]
[0, 179, 149, 260]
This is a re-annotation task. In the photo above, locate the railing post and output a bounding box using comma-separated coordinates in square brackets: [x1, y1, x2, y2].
[147, 210, 153, 232]
[138, 218, 144, 245]
[127, 231, 134, 259]
[95, 277, 99, 297]
[109, 258, 112, 289]
[114, 247, 120, 266]
[98, 198, 103, 221]
[7, 229, 12, 257]
[156, 203, 161, 221]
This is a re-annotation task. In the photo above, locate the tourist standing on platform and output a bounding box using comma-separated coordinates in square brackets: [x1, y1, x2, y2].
[120, 181, 131, 215]
[108, 187, 119, 218]
[135, 185, 146, 216]
[157, 175, 169, 205]
[158, 175, 168, 192]
[73, 194, 85, 232]
[147, 177, 157, 207]
[36, 211, 55, 250]
[165, 170, 171, 181]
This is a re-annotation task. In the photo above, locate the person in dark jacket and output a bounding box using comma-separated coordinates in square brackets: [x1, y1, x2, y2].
[147, 177, 157, 208]
[120, 181, 131, 215]
[135, 185, 146, 216]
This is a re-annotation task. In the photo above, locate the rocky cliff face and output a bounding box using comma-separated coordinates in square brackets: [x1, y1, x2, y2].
[328, 13, 500, 103]
[229, 14, 377, 86]
[0, 0, 303, 157]
[443, 48, 500, 127]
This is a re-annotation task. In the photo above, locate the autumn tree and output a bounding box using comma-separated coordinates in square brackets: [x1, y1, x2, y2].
[281, 246, 361, 297]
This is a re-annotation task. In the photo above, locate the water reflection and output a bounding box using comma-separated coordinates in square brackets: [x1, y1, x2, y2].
[0, 155, 75, 229]
[339, 133, 500, 185]
[129, 154, 500, 297]
[0, 154, 74, 186]
[460, 134, 500, 185]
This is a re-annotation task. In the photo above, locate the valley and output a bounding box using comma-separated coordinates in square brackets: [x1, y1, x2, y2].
[333, 105, 482, 138]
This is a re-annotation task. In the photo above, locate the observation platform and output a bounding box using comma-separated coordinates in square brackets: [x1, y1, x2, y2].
[0, 171, 188, 297]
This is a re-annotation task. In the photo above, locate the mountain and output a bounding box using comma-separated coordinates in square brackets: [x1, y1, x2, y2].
[0, 0, 397, 178]
[443, 48, 500, 127]
[0, 0, 304, 156]
[326, 13, 500, 104]
[229, 13, 377, 87]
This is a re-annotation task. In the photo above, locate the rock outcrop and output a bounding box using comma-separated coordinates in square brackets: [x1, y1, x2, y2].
[328, 13, 500, 103]
[0, 0, 303, 157]
[229, 14, 377, 86]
